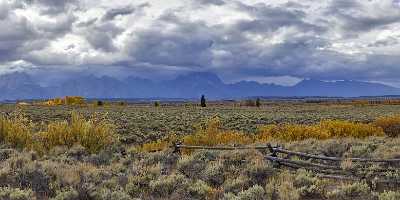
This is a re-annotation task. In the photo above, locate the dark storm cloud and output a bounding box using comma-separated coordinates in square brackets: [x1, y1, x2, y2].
[195, 0, 226, 6]
[326, 0, 400, 33]
[24, 0, 77, 15]
[0, 3, 38, 62]
[2, 0, 400, 85]
[82, 21, 123, 52]
[102, 5, 144, 21]
[131, 26, 214, 67]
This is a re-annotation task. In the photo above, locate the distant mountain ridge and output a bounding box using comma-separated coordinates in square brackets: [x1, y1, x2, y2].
[0, 72, 399, 100]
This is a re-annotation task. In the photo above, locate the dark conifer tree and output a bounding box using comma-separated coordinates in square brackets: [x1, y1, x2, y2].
[200, 95, 206, 107]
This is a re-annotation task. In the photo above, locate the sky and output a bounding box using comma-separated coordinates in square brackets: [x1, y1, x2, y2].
[1, 0, 400, 86]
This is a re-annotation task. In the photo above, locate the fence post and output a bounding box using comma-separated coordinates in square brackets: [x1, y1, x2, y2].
[267, 143, 281, 168]
[172, 141, 182, 155]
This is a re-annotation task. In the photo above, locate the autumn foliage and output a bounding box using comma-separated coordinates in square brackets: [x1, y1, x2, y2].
[140, 117, 389, 153]
[182, 116, 253, 147]
[373, 115, 400, 137]
[45, 96, 85, 106]
[0, 111, 114, 154]
[258, 120, 384, 142]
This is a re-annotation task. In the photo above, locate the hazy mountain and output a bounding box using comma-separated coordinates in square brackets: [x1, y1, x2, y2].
[0, 72, 48, 100]
[291, 79, 400, 97]
[0, 72, 399, 100]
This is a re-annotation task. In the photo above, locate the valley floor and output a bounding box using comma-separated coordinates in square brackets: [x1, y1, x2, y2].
[0, 103, 400, 199]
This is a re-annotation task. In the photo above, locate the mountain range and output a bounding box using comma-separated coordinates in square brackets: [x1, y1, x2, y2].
[0, 72, 400, 100]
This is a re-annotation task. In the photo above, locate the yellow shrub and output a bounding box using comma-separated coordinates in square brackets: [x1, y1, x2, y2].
[182, 117, 253, 153]
[65, 96, 85, 105]
[0, 114, 33, 149]
[140, 140, 169, 152]
[39, 121, 73, 150]
[320, 120, 384, 138]
[374, 115, 400, 137]
[45, 96, 85, 106]
[137, 133, 178, 152]
[67, 112, 114, 153]
[0, 111, 114, 154]
[257, 124, 329, 142]
[258, 120, 384, 142]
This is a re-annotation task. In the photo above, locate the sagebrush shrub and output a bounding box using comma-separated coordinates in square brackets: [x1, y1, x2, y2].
[0, 187, 36, 200]
[374, 115, 400, 137]
[236, 185, 265, 200]
[51, 188, 79, 200]
[149, 174, 189, 197]
[326, 182, 372, 200]
[177, 155, 207, 179]
[379, 190, 400, 200]
[265, 171, 300, 200]
[223, 175, 251, 194]
[188, 180, 213, 200]
[202, 161, 225, 187]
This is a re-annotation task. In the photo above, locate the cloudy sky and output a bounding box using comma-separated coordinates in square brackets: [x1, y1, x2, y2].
[1, 0, 400, 86]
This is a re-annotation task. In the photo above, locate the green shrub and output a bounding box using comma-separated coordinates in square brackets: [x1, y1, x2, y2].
[110, 190, 131, 200]
[245, 160, 274, 185]
[16, 163, 51, 196]
[223, 175, 251, 194]
[51, 188, 79, 200]
[265, 171, 300, 200]
[244, 99, 256, 107]
[188, 180, 213, 199]
[326, 182, 372, 200]
[0, 187, 36, 200]
[236, 185, 265, 200]
[293, 169, 328, 198]
[202, 161, 225, 187]
[177, 151, 216, 179]
[149, 174, 189, 198]
[379, 191, 400, 200]
[95, 101, 104, 106]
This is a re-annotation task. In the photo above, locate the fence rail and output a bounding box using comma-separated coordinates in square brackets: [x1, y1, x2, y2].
[175, 143, 400, 183]
[175, 144, 400, 163]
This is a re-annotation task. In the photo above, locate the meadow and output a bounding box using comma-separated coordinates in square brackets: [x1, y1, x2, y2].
[1, 101, 400, 199]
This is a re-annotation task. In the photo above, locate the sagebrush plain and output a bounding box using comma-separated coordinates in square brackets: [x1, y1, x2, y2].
[1, 101, 400, 199]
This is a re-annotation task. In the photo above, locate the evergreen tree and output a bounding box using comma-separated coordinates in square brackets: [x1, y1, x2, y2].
[256, 98, 261, 107]
[200, 95, 206, 107]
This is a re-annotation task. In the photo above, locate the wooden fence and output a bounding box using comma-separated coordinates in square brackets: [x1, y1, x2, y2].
[174, 144, 400, 184]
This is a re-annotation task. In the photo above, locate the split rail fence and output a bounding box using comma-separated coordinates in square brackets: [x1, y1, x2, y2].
[174, 144, 400, 185]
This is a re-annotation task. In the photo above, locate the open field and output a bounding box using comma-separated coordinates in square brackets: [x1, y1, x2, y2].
[2, 103, 400, 144]
[1, 102, 400, 199]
